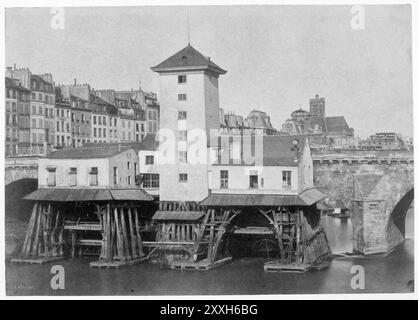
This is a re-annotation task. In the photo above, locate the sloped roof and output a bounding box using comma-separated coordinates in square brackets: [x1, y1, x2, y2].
[215, 135, 307, 167]
[151, 44, 227, 74]
[262, 135, 307, 166]
[200, 188, 324, 207]
[83, 134, 158, 152]
[137, 133, 159, 151]
[47, 145, 131, 159]
[325, 116, 350, 133]
[5, 77, 31, 92]
[24, 187, 153, 202]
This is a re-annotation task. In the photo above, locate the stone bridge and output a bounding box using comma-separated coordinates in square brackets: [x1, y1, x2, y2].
[4, 151, 415, 253]
[5, 156, 41, 220]
[312, 150, 414, 254]
[5, 156, 40, 185]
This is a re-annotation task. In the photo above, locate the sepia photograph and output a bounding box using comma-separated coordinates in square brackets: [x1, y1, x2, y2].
[2, 2, 415, 298]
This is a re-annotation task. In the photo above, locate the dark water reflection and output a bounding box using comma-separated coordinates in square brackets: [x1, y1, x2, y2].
[6, 209, 414, 295]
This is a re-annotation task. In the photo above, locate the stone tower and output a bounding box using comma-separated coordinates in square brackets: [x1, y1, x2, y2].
[151, 44, 227, 201]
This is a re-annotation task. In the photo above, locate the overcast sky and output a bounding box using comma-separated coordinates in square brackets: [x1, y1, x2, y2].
[5, 5, 413, 138]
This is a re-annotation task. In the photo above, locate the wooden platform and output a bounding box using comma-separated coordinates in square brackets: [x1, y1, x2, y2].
[232, 226, 274, 235]
[264, 260, 312, 273]
[89, 256, 147, 269]
[170, 257, 232, 271]
[10, 256, 64, 265]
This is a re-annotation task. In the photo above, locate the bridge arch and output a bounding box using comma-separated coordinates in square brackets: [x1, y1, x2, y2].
[388, 188, 414, 239]
[5, 178, 38, 221]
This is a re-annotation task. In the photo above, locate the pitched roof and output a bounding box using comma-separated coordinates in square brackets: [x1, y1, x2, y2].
[83, 134, 158, 152]
[137, 133, 159, 151]
[200, 188, 324, 207]
[151, 44, 227, 75]
[24, 187, 153, 202]
[47, 145, 131, 159]
[325, 116, 350, 133]
[5, 77, 31, 92]
[215, 135, 308, 167]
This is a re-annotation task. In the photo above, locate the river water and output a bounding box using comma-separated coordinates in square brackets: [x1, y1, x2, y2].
[6, 211, 414, 295]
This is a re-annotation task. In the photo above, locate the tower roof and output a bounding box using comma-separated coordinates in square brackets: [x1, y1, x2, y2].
[151, 44, 227, 75]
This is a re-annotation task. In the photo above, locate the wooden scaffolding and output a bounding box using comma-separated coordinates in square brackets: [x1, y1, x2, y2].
[12, 199, 155, 268]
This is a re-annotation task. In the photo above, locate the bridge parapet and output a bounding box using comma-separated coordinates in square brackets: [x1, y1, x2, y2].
[312, 152, 413, 165]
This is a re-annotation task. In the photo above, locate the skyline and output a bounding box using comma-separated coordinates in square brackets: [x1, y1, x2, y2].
[5, 5, 413, 138]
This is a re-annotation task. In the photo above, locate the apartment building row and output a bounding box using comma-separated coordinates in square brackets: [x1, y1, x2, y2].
[5, 66, 160, 156]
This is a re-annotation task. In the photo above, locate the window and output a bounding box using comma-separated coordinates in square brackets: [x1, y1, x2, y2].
[103, 128, 106, 138]
[127, 176, 132, 185]
[282, 171, 292, 188]
[113, 167, 118, 185]
[134, 163, 138, 177]
[145, 155, 154, 165]
[103, 117, 106, 125]
[89, 167, 98, 186]
[81, 114, 85, 123]
[68, 167, 77, 186]
[178, 75, 187, 84]
[179, 130, 187, 142]
[249, 171, 258, 189]
[127, 162, 131, 170]
[178, 111, 187, 120]
[178, 94, 187, 101]
[179, 151, 187, 163]
[220, 170, 228, 189]
[93, 116, 97, 124]
[46, 167, 56, 187]
[93, 128, 97, 137]
[179, 173, 188, 183]
[142, 173, 159, 188]
[57, 121, 60, 131]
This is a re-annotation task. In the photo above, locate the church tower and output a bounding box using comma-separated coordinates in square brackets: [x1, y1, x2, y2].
[151, 44, 227, 201]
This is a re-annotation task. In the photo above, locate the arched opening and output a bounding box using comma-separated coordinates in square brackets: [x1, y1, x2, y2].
[225, 208, 279, 260]
[390, 188, 414, 238]
[5, 178, 38, 258]
[5, 178, 38, 221]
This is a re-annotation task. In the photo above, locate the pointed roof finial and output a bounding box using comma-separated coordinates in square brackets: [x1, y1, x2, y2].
[187, 12, 191, 46]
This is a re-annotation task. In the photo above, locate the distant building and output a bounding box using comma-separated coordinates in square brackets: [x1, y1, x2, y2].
[6, 66, 56, 154]
[54, 88, 72, 148]
[5, 77, 31, 155]
[280, 94, 354, 149]
[359, 132, 408, 151]
[245, 110, 277, 135]
[309, 94, 325, 119]
[220, 109, 279, 136]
